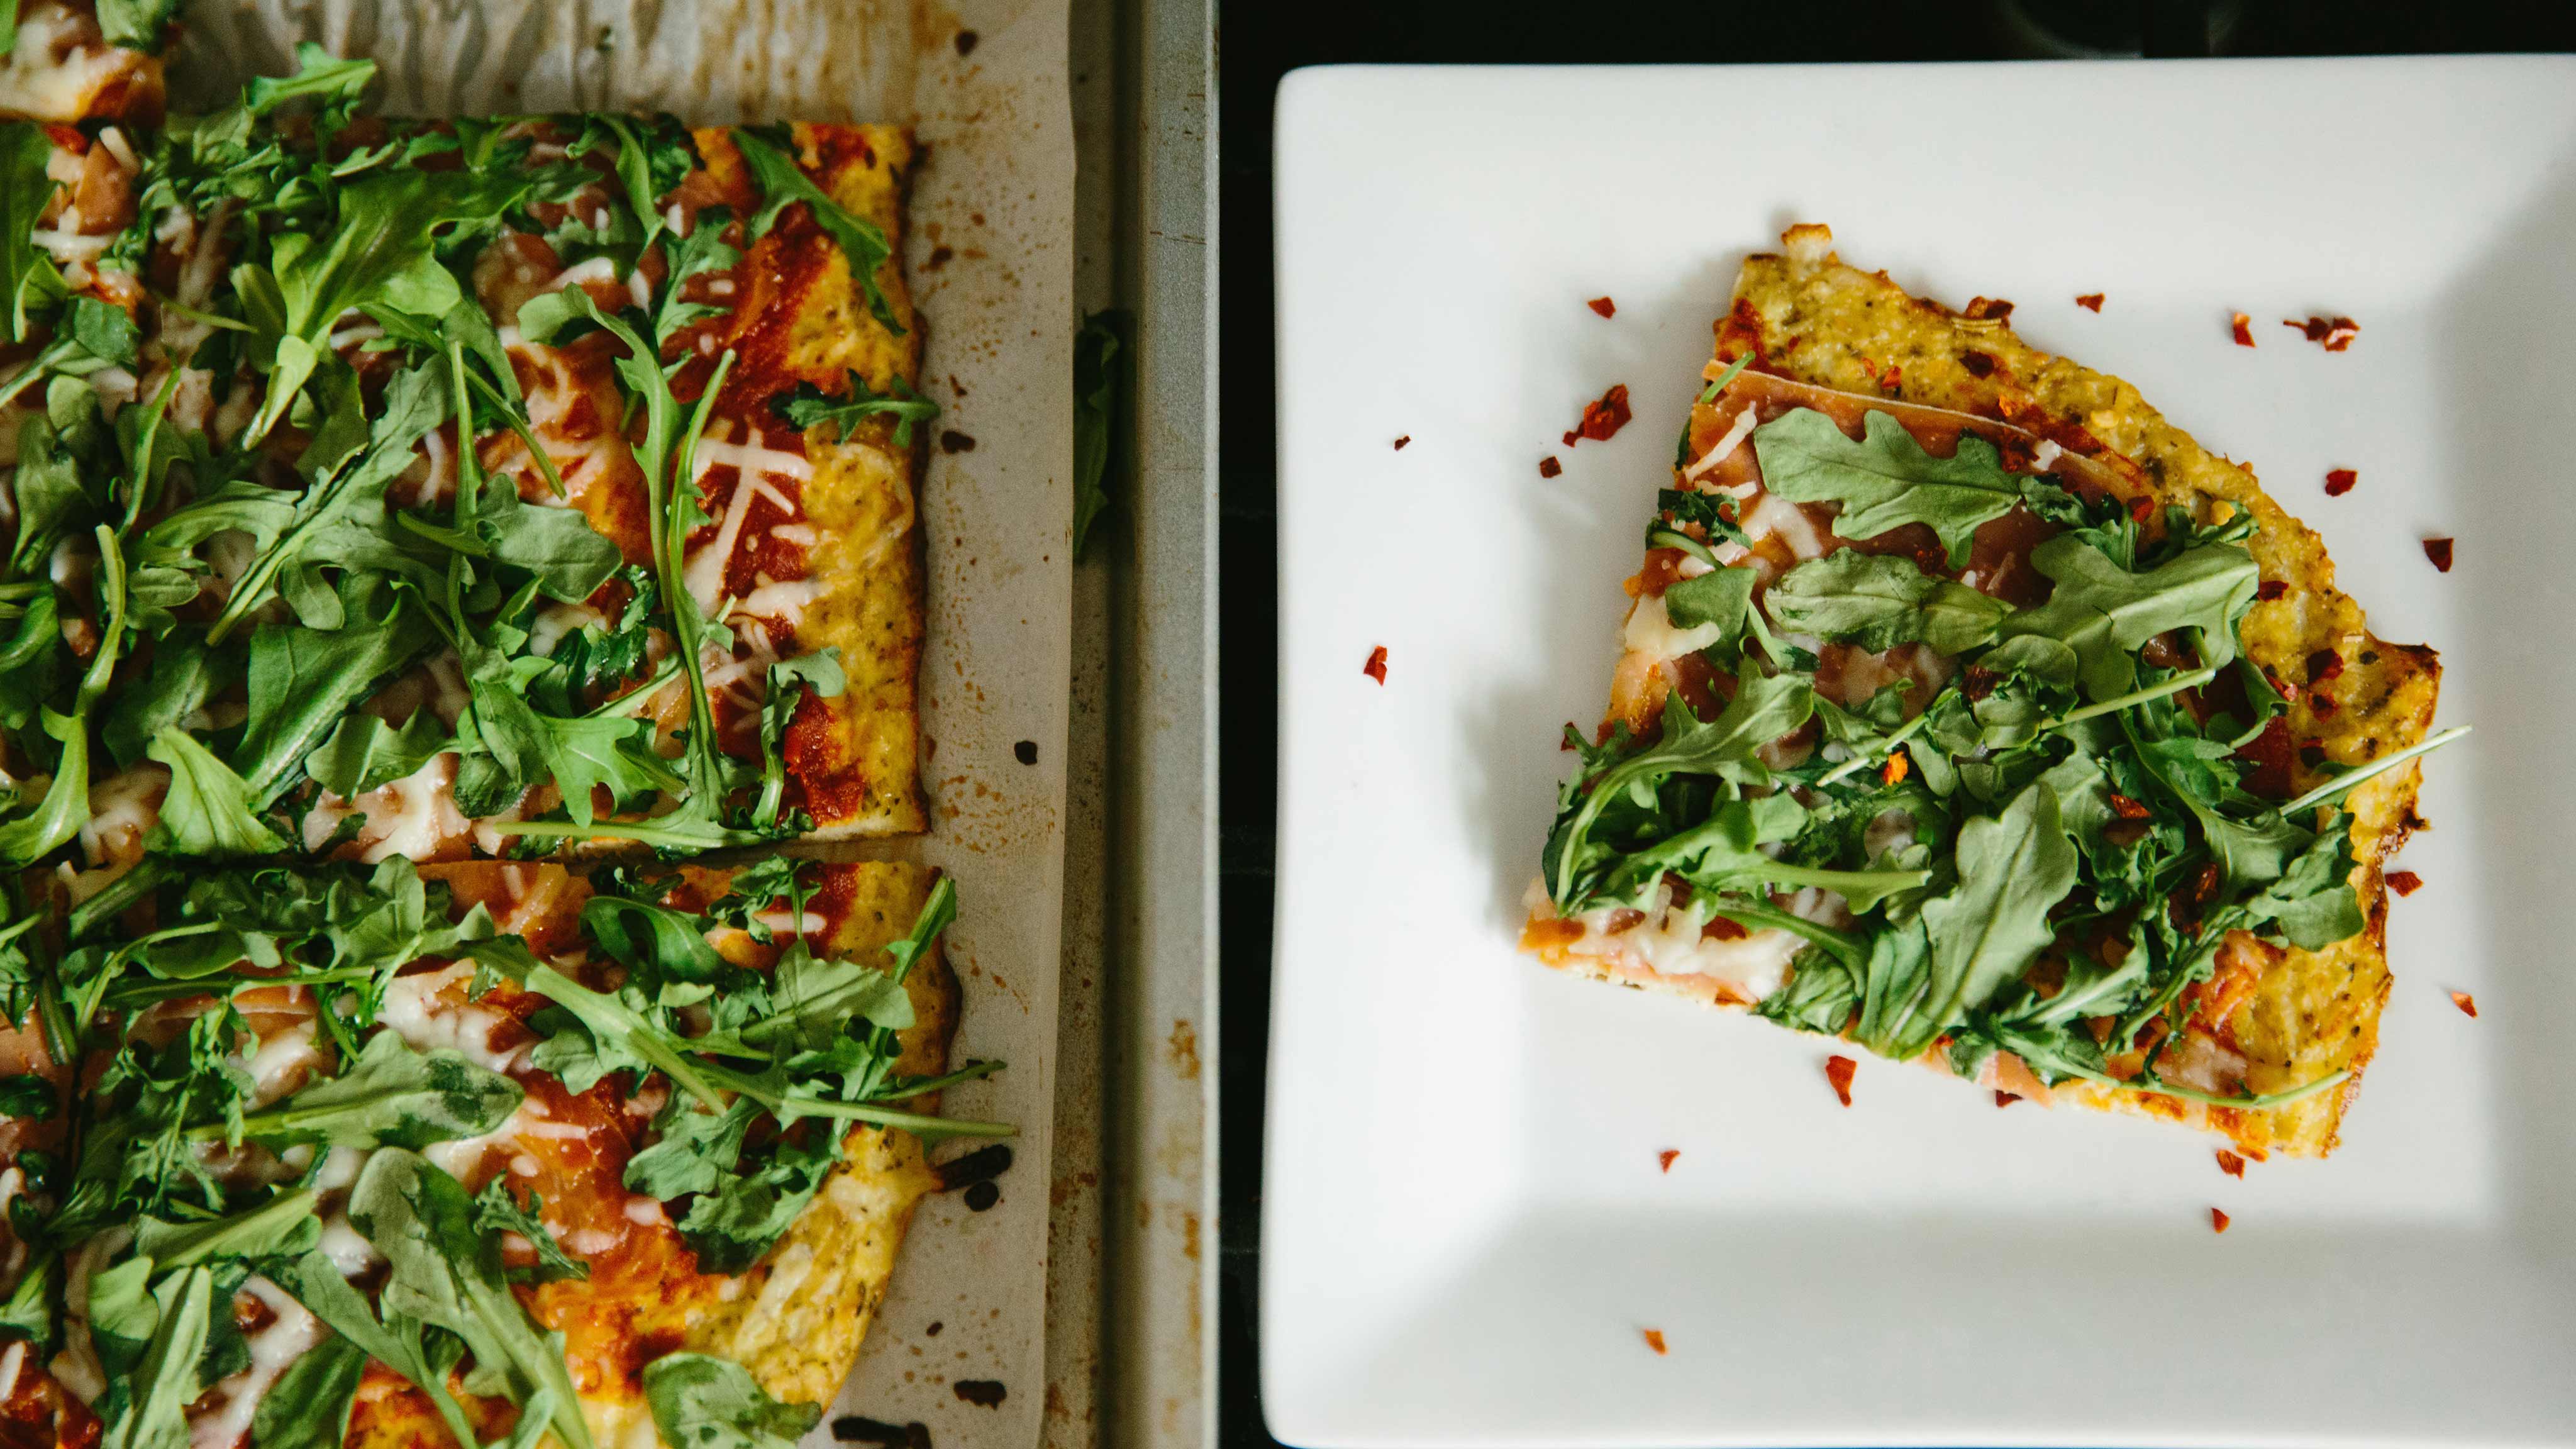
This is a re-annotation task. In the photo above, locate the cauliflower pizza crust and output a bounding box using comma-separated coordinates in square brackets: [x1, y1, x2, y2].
[1526, 225, 2440, 1159]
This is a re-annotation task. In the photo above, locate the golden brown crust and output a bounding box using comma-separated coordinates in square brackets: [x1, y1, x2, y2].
[1697, 224, 2439, 1156]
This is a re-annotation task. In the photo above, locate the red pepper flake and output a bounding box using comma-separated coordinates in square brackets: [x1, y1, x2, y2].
[1392, 435, 1411, 451]
[1538, 455, 1562, 479]
[2108, 792, 2153, 820]
[2209, 1208, 2231, 1234]
[1570, 384, 1633, 445]
[1824, 1055, 1857, 1108]
[2306, 648, 2344, 685]
[2075, 292, 2105, 313]
[2309, 692, 2339, 719]
[2216, 1150, 2246, 1179]
[1362, 646, 1389, 684]
[1960, 350, 1997, 378]
[2284, 315, 2361, 352]
[2387, 870, 2423, 897]
[1994, 1091, 2018, 1108]
[2423, 537, 2453, 572]
[2323, 468, 2357, 496]
[1877, 359, 1902, 391]
[2126, 494, 2156, 524]
[1641, 1328, 1668, 1355]
[2451, 991, 2478, 1018]
[1657, 1149, 1679, 1173]
[2256, 579, 2288, 601]
[2230, 313, 2255, 347]
[1880, 750, 1910, 786]
[1587, 296, 1616, 318]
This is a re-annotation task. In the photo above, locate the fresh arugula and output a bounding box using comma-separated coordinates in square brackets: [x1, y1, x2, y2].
[775, 371, 939, 449]
[1545, 395, 2467, 1117]
[1753, 406, 2022, 567]
[729, 127, 902, 335]
[643, 1352, 823, 1449]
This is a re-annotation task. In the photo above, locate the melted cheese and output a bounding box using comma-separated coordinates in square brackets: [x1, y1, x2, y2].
[1682, 401, 1763, 482]
[736, 576, 817, 623]
[0, 8, 142, 123]
[1621, 592, 1725, 662]
[243, 1023, 321, 1108]
[1741, 491, 1829, 559]
[379, 962, 523, 1074]
[304, 753, 473, 862]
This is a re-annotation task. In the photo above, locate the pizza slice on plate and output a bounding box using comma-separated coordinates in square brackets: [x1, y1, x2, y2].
[0, 854, 996, 1449]
[1527, 225, 2446, 1159]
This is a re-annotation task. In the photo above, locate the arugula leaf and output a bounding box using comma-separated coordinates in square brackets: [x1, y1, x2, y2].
[133, 1191, 322, 1267]
[226, 1033, 521, 1150]
[235, 574, 437, 804]
[1869, 778, 2079, 1058]
[1752, 407, 2021, 567]
[102, 635, 238, 772]
[1611, 792, 1931, 916]
[348, 1150, 595, 1449]
[145, 728, 291, 857]
[264, 1250, 483, 1449]
[2001, 533, 2259, 701]
[643, 1352, 823, 1449]
[753, 650, 843, 826]
[1661, 566, 1756, 638]
[1073, 311, 1124, 556]
[97, 1265, 213, 1449]
[92, 0, 180, 48]
[303, 709, 448, 798]
[242, 43, 374, 113]
[1768, 550, 2011, 655]
[0, 123, 62, 343]
[729, 127, 902, 335]
[249, 1333, 367, 1449]
[0, 527, 130, 867]
[774, 372, 938, 449]
[470, 1178, 590, 1284]
[235, 171, 513, 450]
[0, 1252, 55, 1348]
[1544, 669, 1815, 908]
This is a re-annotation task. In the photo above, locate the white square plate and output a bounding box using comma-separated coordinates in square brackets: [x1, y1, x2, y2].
[1263, 58, 2576, 1449]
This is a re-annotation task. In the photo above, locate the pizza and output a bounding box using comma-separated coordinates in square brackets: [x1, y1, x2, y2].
[1526, 225, 2450, 1160]
[0, 49, 930, 902]
[0, 854, 991, 1449]
[0, 36, 997, 1449]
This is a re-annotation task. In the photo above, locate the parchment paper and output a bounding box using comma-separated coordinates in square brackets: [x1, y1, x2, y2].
[170, 4, 1075, 1446]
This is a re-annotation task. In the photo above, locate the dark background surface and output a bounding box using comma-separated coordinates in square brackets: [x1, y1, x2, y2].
[1210, 4, 2576, 1445]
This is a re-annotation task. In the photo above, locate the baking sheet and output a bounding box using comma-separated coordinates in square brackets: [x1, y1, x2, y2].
[171, 3, 1076, 1446]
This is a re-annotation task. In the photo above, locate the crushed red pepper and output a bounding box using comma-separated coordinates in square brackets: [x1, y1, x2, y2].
[2210, 1208, 2231, 1234]
[1564, 384, 1633, 447]
[1881, 750, 1909, 786]
[2257, 579, 2288, 601]
[2451, 991, 2478, 1018]
[2109, 792, 2153, 820]
[2216, 1150, 2246, 1179]
[1362, 646, 1388, 684]
[2324, 468, 2357, 496]
[2075, 292, 2104, 313]
[1642, 1329, 1668, 1355]
[2231, 313, 2255, 347]
[2306, 648, 2344, 685]
[1392, 435, 1411, 450]
[2387, 870, 2423, 897]
[1538, 455, 1562, 478]
[1587, 296, 1616, 318]
[1657, 1149, 1679, 1173]
[2284, 315, 2360, 352]
[2423, 537, 2454, 572]
[1994, 1091, 2018, 1109]
[1824, 1054, 1857, 1107]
